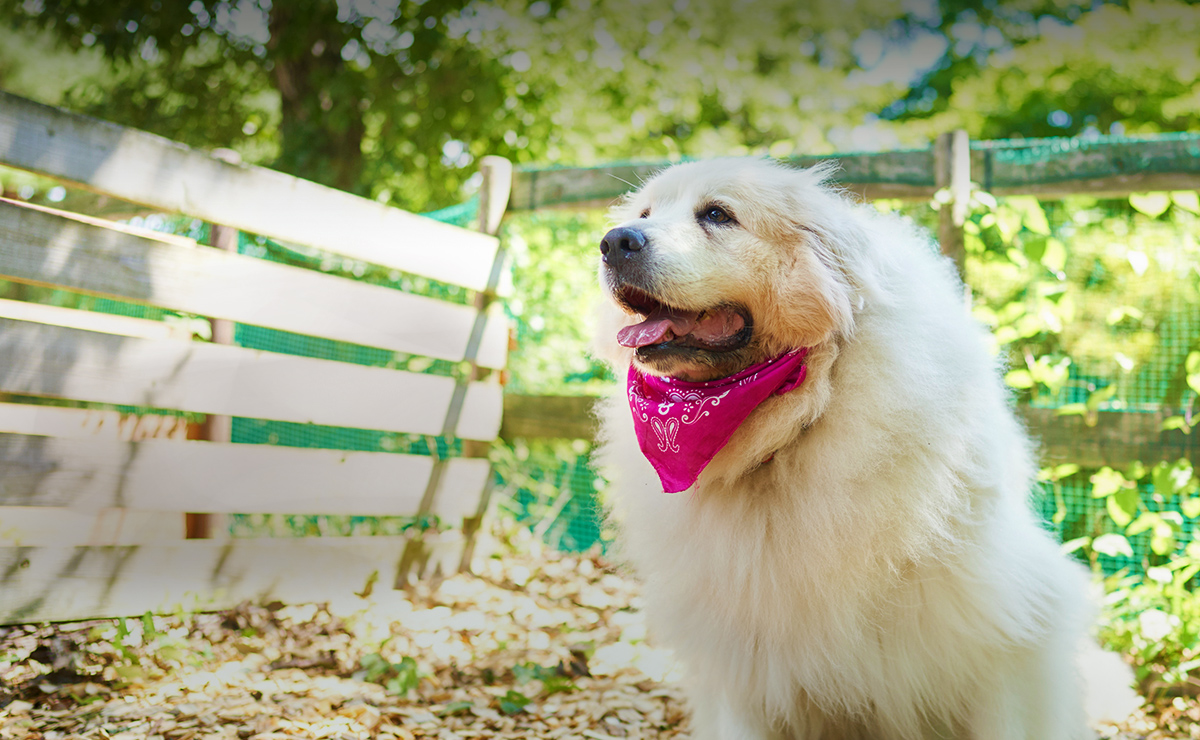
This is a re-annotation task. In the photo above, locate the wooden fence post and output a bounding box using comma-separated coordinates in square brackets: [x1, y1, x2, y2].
[395, 156, 513, 586]
[934, 130, 971, 279]
[187, 147, 242, 540]
[458, 156, 513, 574]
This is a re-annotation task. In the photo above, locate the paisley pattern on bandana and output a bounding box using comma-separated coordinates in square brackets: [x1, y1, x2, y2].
[627, 349, 809, 493]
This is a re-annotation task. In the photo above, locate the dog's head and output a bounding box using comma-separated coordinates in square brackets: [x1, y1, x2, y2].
[598, 158, 859, 382]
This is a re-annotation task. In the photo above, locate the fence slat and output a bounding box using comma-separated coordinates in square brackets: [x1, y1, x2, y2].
[507, 151, 941, 210]
[0, 92, 499, 290]
[0, 401, 190, 440]
[0, 533, 463, 624]
[0, 297, 187, 341]
[0, 200, 507, 369]
[0, 433, 489, 518]
[0, 507, 188, 546]
[0, 319, 503, 440]
[498, 394, 1199, 467]
[508, 135, 1200, 209]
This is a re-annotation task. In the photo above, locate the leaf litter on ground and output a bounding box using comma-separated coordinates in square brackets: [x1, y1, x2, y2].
[0, 546, 1194, 739]
[0, 548, 690, 740]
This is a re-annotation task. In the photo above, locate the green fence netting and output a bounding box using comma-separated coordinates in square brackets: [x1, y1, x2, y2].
[4, 134, 1198, 569]
[503, 166, 1200, 573]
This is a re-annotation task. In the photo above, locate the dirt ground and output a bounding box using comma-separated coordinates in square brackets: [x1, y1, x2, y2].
[0, 545, 1194, 739]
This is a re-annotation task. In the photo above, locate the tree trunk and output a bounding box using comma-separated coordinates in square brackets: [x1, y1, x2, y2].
[267, 2, 366, 194]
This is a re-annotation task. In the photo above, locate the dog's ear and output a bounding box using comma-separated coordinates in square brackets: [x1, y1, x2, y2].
[760, 225, 856, 349]
[758, 167, 864, 348]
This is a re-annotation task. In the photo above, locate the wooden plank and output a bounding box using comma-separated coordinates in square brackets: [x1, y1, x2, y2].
[0, 533, 464, 624]
[935, 131, 970, 277]
[456, 156, 512, 574]
[509, 134, 1200, 209]
[499, 395, 1199, 469]
[0, 319, 503, 441]
[973, 135, 1200, 198]
[500, 394, 599, 440]
[1022, 407, 1198, 469]
[0, 92, 499, 290]
[0, 507, 186, 546]
[507, 150, 939, 210]
[0, 200, 507, 369]
[0, 297, 187, 341]
[1, 196, 197, 247]
[0, 432, 489, 519]
[0, 401, 190, 440]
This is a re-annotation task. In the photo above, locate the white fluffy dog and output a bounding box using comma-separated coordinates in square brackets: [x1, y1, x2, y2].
[592, 158, 1092, 740]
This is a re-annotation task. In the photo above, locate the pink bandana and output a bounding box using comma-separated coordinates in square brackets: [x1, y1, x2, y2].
[626, 349, 809, 493]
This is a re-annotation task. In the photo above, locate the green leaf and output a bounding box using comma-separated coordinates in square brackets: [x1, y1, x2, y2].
[1126, 512, 1159, 537]
[1130, 192, 1172, 218]
[1086, 384, 1117, 412]
[1150, 534, 1177, 556]
[1151, 459, 1194, 497]
[1161, 416, 1191, 434]
[512, 662, 558, 684]
[1124, 461, 1147, 481]
[1188, 373, 1200, 396]
[498, 689, 532, 715]
[1091, 533, 1134, 558]
[1113, 487, 1140, 521]
[1055, 403, 1087, 417]
[360, 653, 390, 682]
[1061, 536, 1090, 554]
[1023, 235, 1047, 261]
[1091, 467, 1127, 498]
[1007, 196, 1051, 234]
[1038, 463, 1080, 482]
[141, 611, 158, 638]
[1146, 566, 1173, 583]
[1040, 237, 1067, 272]
[438, 701, 474, 716]
[541, 675, 578, 695]
[995, 205, 1023, 242]
[1107, 494, 1134, 527]
[1170, 191, 1200, 214]
[1004, 369, 1034, 389]
[1182, 497, 1200, 519]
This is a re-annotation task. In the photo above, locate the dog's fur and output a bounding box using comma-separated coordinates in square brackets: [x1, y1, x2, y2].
[592, 159, 1091, 740]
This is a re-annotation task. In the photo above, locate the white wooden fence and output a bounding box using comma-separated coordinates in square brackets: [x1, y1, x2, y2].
[0, 91, 511, 624]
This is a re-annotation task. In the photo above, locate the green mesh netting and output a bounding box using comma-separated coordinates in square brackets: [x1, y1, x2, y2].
[504, 176, 1200, 570]
[0, 202, 481, 538]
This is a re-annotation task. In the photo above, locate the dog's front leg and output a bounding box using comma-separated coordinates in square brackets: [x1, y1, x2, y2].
[689, 695, 791, 740]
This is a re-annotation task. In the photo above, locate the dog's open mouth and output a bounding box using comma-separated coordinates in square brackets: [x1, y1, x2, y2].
[615, 286, 752, 354]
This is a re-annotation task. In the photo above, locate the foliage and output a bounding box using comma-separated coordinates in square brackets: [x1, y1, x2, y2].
[945, 185, 1200, 697]
[0, 0, 904, 210]
[889, 0, 1200, 140]
[512, 660, 578, 695]
[490, 437, 611, 554]
[1098, 563, 1200, 699]
[359, 652, 422, 696]
[501, 210, 613, 396]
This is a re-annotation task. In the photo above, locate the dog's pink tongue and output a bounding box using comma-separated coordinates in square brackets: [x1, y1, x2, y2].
[618, 307, 699, 348]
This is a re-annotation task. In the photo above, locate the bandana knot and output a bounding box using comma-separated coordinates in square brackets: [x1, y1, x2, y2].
[627, 349, 808, 493]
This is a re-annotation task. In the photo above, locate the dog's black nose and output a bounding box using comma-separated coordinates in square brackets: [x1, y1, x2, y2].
[600, 226, 647, 258]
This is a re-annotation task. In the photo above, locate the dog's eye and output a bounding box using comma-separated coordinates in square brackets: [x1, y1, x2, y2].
[639, 209, 650, 219]
[701, 206, 733, 225]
